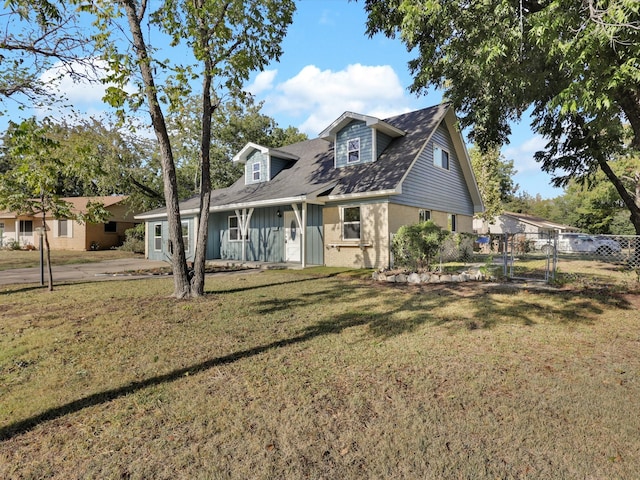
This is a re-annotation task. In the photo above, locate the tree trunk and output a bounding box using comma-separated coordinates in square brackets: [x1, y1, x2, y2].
[597, 157, 640, 235]
[121, 0, 191, 298]
[41, 207, 53, 291]
[191, 6, 214, 297]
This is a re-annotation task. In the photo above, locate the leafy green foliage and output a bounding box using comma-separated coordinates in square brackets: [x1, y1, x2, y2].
[365, 0, 640, 233]
[167, 94, 307, 197]
[119, 223, 146, 254]
[469, 145, 518, 220]
[391, 220, 450, 270]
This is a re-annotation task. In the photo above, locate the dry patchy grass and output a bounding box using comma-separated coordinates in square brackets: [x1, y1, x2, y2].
[0, 250, 139, 271]
[1, 272, 639, 479]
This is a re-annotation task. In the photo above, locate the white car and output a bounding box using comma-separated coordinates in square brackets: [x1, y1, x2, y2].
[536, 233, 621, 255]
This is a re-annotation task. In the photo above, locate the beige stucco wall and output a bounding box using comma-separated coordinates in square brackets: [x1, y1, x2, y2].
[324, 202, 390, 269]
[323, 202, 475, 269]
[46, 218, 87, 251]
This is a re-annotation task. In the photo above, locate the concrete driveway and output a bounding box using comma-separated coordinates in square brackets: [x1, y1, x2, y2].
[0, 258, 170, 286]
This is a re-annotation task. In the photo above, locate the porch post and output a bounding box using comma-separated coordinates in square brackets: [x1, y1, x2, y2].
[301, 202, 307, 268]
[235, 208, 254, 263]
[291, 203, 304, 266]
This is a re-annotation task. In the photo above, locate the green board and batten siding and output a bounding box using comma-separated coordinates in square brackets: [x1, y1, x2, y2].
[212, 204, 323, 265]
[394, 124, 475, 215]
[147, 216, 196, 262]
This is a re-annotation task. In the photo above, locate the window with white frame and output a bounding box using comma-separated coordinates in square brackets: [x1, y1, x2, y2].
[0, 221, 4, 233]
[57, 219, 70, 237]
[448, 213, 457, 232]
[229, 215, 240, 241]
[419, 209, 431, 222]
[252, 162, 261, 181]
[347, 138, 360, 163]
[433, 145, 450, 170]
[342, 206, 361, 240]
[154, 224, 162, 251]
[181, 221, 189, 252]
[19, 220, 33, 235]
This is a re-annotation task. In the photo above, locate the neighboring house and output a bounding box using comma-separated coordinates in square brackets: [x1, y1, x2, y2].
[473, 212, 578, 236]
[0, 196, 138, 251]
[136, 103, 484, 269]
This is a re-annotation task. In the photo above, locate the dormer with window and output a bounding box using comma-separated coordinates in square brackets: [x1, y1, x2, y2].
[233, 142, 299, 185]
[319, 112, 405, 169]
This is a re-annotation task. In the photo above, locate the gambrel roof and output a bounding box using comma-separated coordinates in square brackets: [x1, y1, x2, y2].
[137, 103, 483, 219]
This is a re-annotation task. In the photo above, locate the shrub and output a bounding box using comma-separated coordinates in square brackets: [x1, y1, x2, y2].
[391, 221, 450, 270]
[119, 223, 145, 254]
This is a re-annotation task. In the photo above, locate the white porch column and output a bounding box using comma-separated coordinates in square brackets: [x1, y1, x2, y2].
[235, 208, 254, 262]
[301, 202, 307, 268]
[290, 203, 307, 268]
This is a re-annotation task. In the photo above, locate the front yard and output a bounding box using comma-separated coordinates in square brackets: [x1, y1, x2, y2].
[1, 271, 639, 478]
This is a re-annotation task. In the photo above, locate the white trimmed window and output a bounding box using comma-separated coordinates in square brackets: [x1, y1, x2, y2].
[252, 162, 261, 181]
[57, 219, 70, 237]
[347, 138, 360, 163]
[342, 206, 361, 240]
[229, 215, 240, 241]
[154, 224, 162, 251]
[434, 145, 450, 170]
[419, 209, 431, 222]
[19, 220, 33, 235]
[448, 214, 457, 232]
[0, 222, 4, 233]
[182, 221, 189, 252]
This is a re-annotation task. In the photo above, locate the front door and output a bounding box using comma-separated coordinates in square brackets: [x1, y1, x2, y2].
[284, 210, 301, 263]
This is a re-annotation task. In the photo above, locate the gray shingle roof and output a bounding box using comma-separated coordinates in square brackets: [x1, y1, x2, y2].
[138, 103, 450, 218]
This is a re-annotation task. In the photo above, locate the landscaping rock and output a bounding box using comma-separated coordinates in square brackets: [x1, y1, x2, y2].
[396, 273, 408, 283]
[408, 273, 421, 284]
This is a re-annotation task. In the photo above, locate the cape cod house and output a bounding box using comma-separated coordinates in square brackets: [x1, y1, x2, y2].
[136, 103, 483, 269]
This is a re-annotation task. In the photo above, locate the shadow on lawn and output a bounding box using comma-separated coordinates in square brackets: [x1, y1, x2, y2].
[0, 280, 394, 442]
[0, 277, 633, 441]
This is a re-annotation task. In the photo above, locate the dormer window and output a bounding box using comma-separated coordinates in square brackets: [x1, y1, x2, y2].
[252, 162, 261, 181]
[347, 138, 360, 163]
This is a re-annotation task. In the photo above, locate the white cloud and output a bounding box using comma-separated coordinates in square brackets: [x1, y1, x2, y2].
[259, 63, 413, 135]
[503, 134, 547, 173]
[37, 58, 139, 122]
[246, 70, 278, 96]
[40, 58, 113, 105]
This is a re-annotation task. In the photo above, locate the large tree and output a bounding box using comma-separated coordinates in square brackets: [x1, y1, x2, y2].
[364, 0, 640, 234]
[86, 0, 295, 297]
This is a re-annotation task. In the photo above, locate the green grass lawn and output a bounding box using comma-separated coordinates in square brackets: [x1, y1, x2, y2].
[0, 249, 140, 271]
[1, 271, 639, 479]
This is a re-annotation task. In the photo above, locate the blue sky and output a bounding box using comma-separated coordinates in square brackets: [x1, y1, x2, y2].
[3, 0, 563, 199]
[245, 0, 563, 199]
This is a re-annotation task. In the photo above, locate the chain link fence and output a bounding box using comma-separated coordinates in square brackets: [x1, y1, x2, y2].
[391, 231, 640, 285]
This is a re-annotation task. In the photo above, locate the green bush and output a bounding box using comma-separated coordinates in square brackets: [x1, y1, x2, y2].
[391, 221, 450, 270]
[119, 223, 145, 254]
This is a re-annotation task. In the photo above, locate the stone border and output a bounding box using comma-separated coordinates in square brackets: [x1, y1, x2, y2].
[372, 269, 493, 284]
